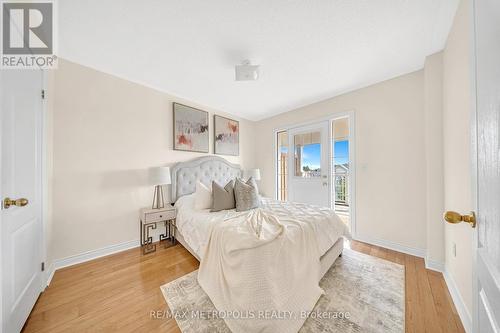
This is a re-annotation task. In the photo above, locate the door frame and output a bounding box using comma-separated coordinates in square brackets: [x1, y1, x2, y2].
[0, 70, 4, 333]
[470, 0, 479, 331]
[41, 70, 50, 289]
[272, 110, 356, 238]
[0, 69, 49, 333]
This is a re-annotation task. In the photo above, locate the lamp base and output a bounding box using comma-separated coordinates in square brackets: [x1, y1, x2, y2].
[152, 185, 165, 209]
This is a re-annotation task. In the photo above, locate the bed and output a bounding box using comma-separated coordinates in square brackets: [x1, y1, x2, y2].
[170, 156, 348, 332]
[170, 156, 345, 278]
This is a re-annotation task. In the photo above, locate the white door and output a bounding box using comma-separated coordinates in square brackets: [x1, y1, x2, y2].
[1, 69, 44, 333]
[287, 121, 330, 207]
[473, 0, 500, 331]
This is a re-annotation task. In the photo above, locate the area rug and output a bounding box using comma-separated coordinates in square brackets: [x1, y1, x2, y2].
[160, 249, 404, 332]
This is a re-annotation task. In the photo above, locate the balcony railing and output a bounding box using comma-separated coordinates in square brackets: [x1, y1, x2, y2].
[279, 152, 349, 206]
[334, 174, 349, 205]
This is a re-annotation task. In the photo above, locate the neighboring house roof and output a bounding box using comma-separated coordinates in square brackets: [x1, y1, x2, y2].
[334, 163, 349, 174]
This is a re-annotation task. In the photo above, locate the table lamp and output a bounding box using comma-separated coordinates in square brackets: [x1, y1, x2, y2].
[149, 166, 171, 209]
[243, 169, 261, 181]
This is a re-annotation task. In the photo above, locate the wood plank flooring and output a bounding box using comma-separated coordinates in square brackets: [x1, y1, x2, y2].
[22, 240, 465, 332]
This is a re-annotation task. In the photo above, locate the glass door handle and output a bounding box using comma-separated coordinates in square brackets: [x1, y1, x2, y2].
[322, 182, 328, 186]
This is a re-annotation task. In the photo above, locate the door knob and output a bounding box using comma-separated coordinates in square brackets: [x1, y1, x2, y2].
[3, 197, 29, 209]
[444, 211, 476, 228]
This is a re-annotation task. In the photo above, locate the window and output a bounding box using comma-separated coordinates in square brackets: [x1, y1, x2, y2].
[276, 131, 288, 201]
[293, 131, 321, 178]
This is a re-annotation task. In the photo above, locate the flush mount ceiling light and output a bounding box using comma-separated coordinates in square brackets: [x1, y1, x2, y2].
[235, 59, 260, 81]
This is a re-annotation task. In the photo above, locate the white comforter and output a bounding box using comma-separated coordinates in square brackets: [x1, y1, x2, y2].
[175, 196, 348, 333]
[175, 196, 348, 259]
[199, 208, 325, 333]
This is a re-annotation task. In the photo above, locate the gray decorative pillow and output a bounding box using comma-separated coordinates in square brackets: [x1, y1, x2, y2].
[211, 180, 235, 212]
[234, 177, 260, 212]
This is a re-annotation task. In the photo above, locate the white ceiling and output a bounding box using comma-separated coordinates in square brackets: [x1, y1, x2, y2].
[58, 0, 459, 121]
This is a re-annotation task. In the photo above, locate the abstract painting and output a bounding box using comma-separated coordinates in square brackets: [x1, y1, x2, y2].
[214, 115, 239, 156]
[173, 103, 209, 153]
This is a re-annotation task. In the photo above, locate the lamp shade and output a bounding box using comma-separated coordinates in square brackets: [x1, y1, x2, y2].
[243, 168, 261, 181]
[149, 167, 171, 185]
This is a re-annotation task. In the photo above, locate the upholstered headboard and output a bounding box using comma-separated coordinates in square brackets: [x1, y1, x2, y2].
[170, 156, 242, 202]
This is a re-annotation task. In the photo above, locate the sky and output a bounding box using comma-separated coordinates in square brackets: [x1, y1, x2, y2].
[301, 140, 349, 169]
[334, 140, 349, 165]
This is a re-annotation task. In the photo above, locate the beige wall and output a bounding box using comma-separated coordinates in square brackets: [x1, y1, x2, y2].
[48, 59, 255, 262]
[255, 0, 473, 321]
[254, 71, 427, 251]
[423, 52, 445, 264]
[44, 68, 56, 264]
[443, 0, 474, 317]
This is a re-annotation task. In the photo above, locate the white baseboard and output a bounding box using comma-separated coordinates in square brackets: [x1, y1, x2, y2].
[443, 268, 472, 333]
[44, 239, 140, 287]
[424, 257, 445, 272]
[423, 259, 471, 332]
[353, 235, 426, 258]
[44, 264, 56, 287]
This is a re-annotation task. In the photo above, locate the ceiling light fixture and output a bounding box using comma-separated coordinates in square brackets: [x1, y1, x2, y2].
[235, 59, 259, 81]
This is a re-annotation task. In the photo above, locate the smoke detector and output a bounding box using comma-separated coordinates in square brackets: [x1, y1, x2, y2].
[235, 60, 260, 81]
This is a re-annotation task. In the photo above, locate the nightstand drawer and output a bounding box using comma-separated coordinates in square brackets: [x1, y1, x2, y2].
[145, 210, 175, 223]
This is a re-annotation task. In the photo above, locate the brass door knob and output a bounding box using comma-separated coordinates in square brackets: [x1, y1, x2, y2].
[3, 197, 29, 209]
[444, 211, 476, 228]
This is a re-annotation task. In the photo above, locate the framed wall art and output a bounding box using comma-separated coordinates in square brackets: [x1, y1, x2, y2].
[214, 115, 239, 156]
[173, 103, 209, 153]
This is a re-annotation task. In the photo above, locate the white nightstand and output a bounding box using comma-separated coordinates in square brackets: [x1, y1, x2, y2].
[140, 206, 176, 254]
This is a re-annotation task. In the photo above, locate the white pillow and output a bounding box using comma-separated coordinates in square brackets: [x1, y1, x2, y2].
[194, 181, 212, 210]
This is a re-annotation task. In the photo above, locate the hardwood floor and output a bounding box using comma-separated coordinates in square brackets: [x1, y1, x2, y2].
[348, 241, 465, 333]
[22, 240, 465, 333]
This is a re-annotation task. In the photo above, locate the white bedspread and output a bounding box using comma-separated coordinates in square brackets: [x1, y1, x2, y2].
[174, 195, 348, 259]
[198, 208, 324, 333]
[174, 195, 349, 333]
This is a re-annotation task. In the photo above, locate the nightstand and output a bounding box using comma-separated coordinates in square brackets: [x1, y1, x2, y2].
[140, 206, 176, 254]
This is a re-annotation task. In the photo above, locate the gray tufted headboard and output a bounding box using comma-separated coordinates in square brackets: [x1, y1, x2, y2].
[170, 156, 242, 202]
